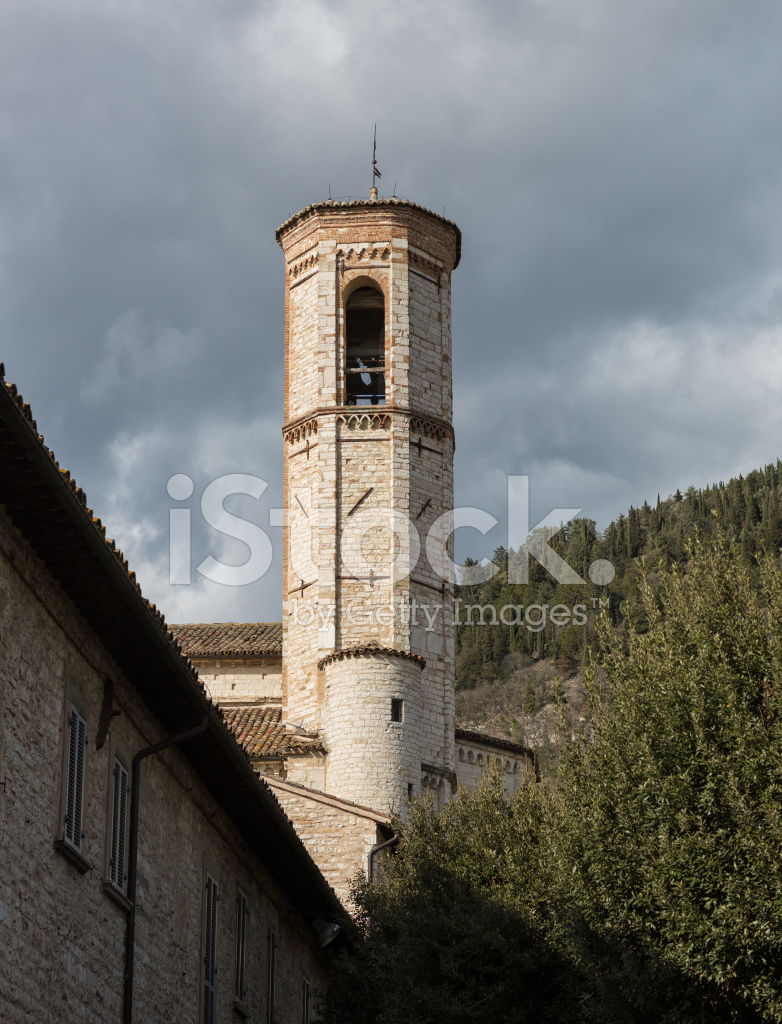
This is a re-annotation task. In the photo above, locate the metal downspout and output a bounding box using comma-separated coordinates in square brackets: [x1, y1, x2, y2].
[367, 832, 399, 882]
[122, 717, 208, 1024]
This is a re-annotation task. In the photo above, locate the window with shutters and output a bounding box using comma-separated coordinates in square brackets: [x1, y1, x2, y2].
[302, 979, 311, 1024]
[203, 873, 218, 1024]
[109, 758, 128, 892]
[234, 887, 248, 1005]
[266, 928, 277, 1024]
[63, 703, 87, 852]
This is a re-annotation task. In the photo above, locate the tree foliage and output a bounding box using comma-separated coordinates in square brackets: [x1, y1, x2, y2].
[323, 768, 577, 1024]
[326, 535, 782, 1023]
[558, 534, 782, 1020]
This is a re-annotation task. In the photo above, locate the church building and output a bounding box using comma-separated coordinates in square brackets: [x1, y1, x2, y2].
[0, 189, 536, 1023]
[172, 194, 534, 901]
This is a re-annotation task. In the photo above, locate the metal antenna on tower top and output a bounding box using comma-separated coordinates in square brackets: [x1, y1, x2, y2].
[371, 124, 381, 199]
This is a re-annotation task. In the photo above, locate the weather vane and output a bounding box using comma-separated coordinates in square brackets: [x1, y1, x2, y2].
[371, 123, 381, 198]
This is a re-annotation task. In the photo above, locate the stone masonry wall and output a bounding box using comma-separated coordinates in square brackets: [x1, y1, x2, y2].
[287, 271, 320, 422]
[455, 737, 535, 796]
[0, 508, 328, 1024]
[407, 430, 455, 773]
[268, 778, 389, 905]
[191, 656, 282, 704]
[336, 425, 392, 650]
[322, 653, 423, 811]
[408, 266, 451, 420]
[284, 412, 325, 731]
[279, 201, 459, 819]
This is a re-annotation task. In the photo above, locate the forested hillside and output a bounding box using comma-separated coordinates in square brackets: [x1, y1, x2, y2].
[455, 459, 782, 689]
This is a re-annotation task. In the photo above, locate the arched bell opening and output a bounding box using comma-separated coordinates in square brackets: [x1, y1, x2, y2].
[345, 285, 385, 406]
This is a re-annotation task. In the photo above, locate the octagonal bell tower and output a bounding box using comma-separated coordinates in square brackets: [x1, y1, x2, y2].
[277, 195, 461, 813]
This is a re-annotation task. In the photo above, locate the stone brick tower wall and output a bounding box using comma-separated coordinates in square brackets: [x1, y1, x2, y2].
[277, 198, 461, 813]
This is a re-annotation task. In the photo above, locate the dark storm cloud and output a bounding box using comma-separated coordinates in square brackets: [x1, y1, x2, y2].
[2, 0, 782, 618]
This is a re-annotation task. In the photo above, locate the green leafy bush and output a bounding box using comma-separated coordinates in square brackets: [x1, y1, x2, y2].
[326, 536, 782, 1023]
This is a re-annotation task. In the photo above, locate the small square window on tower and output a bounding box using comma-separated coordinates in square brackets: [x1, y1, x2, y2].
[391, 699, 403, 723]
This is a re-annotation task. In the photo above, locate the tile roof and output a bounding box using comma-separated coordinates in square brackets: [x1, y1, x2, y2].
[169, 622, 282, 658]
[0, 368, 185, 654]
[222, 705, 325, 759]
[317, 645, 426, 671]
[276, 197, 462, 269]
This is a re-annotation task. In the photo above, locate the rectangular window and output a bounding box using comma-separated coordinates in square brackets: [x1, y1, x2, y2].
[203, 874, 218, 1024]
[266, 928, 277, 1024]
[109, 758, 128, 891]
[64, 704, 87, 851]
[235, 888, 248, 1004]
[302, 979, 311, 1024]
[391, 698, 403, 723]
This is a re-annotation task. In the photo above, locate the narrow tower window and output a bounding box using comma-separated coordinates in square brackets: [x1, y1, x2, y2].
[391, 698, 403, 723]
[345, 286, 385, 406]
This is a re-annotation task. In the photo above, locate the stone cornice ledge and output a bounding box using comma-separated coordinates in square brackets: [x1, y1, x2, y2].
[282, 406, 454, 445]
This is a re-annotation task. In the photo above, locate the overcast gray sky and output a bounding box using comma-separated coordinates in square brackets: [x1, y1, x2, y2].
[3, 0, 782, 623]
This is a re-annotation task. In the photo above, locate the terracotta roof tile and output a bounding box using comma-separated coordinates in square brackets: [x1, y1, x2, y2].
[222, 705, 325, 759]
[317, 645, 425, 671]
[169, 622, 282, 658]
[0, 366, 198, 676]
[276, 197, 461, 269]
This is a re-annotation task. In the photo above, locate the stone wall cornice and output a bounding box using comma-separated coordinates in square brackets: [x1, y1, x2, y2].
[282, 406, 454, 446]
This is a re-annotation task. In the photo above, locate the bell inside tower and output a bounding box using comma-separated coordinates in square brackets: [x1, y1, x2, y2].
[345, 285, 385, 406]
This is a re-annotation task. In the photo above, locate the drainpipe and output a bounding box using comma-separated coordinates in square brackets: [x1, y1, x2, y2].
[367, 832, 399, 882]
[122, 717, 208, 1024]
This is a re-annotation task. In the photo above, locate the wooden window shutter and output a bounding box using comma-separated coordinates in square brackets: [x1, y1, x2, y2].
[266, 928, 277, 1024]
[302, 979, 311, 1024]
[64, 704, 87, 851]
[234, 888, 248, 1002]
[203, 874, 218, 1024]
[110, 759, 128, 890]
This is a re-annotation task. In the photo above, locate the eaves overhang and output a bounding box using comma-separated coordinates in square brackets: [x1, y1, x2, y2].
[276, 196, 462, 270]
[0, 368, 341, 921]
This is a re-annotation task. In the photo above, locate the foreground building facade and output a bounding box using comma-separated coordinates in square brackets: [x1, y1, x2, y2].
[0, 374, 339, 1023]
